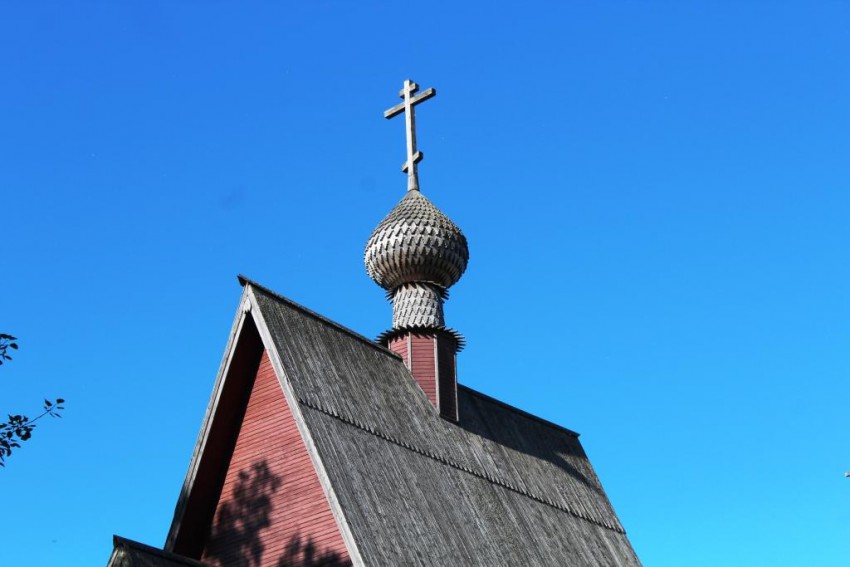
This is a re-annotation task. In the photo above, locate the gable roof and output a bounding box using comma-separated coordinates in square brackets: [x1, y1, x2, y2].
[166, 278, 640, 566]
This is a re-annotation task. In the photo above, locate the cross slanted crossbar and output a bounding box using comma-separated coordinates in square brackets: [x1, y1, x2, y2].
[384, 79, 436, 192]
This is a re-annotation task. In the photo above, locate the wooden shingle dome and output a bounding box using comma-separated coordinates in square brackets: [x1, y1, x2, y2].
[364, 189, 469, 292]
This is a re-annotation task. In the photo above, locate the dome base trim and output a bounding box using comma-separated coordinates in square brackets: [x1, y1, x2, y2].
[377, 326, 465, 352]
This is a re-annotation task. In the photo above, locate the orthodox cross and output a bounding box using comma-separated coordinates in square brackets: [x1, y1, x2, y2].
[384, 79, 436, 192]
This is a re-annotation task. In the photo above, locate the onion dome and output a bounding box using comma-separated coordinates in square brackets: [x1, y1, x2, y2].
[365, 190, 469, 291]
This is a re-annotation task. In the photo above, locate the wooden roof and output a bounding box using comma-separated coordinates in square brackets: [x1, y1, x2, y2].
[122, 278, 640, 566]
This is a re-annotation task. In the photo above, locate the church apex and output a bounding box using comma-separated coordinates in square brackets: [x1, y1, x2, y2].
[365, 79, 467, 421]
[366, 79, 468, 325]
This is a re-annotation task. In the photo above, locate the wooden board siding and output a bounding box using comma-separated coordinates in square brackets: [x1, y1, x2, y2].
[388, 336, 409, 369]
[389, 332, 458, 419]
[409, 334, 437, 406]
[201, 351, 350, 567]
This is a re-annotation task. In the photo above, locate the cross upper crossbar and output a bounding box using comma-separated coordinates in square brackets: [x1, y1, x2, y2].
[384, 79, 437, 192]
[383, 86, 436, 119]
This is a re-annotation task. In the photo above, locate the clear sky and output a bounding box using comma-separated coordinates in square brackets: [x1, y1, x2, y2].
[2, 1, 849, 565]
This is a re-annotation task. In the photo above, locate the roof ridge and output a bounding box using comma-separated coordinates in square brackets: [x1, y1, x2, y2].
[458, 385, 581, 438]
[298, 396, 624, 534]
[238, 274, 402, 361]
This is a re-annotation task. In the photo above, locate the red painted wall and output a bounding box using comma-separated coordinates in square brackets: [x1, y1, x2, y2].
[388, 335, 408, 368]
[409, 334, 437, 406]
[388, 333, 457, 421]
[201, 351, 351, 567]
[389, 334, 440, 406]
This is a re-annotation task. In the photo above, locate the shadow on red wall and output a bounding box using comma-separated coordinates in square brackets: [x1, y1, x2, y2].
[204, 460, 350, 567]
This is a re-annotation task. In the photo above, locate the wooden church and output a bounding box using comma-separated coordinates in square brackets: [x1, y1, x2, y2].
[107, 80, 641, 567]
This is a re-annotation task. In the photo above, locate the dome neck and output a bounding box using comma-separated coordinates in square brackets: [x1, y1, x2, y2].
[392, 283, 445, 329]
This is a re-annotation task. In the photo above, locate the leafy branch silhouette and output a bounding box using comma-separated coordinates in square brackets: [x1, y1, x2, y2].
[0, 334, 65, 467]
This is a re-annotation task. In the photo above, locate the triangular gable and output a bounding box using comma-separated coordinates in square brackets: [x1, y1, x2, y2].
[165, 283, 361, 566]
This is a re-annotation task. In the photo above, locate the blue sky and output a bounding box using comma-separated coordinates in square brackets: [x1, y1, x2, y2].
[2, 1, 849, 565]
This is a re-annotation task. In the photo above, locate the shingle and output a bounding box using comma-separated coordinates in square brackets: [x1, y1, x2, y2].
[251, 284, 640, 566]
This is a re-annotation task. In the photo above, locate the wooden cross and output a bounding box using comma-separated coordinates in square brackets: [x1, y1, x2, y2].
[384, 79, 436, 192]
